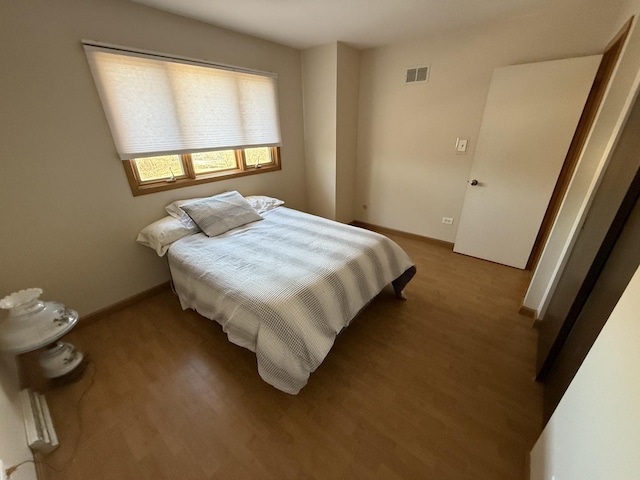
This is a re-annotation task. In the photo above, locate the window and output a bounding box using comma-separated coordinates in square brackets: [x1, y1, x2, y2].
[83, 42, 282, 196]
[124, 146, 280, 195]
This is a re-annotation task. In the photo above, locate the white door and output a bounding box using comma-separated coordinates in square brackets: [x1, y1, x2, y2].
[453, 56, 601, 269]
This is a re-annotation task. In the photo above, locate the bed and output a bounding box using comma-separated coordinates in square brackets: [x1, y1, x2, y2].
[137, 192, 416, 394]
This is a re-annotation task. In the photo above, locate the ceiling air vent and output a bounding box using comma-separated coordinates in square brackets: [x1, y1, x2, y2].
[405, 65, 429, 84]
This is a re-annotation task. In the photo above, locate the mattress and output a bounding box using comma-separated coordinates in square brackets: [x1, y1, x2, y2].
[168, 207, 415, 394]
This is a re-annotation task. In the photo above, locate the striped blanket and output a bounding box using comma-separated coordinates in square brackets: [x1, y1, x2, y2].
[168, 207, 415, 394]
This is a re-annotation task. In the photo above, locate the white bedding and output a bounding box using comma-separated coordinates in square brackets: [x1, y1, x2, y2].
[167, 207, 415, 394]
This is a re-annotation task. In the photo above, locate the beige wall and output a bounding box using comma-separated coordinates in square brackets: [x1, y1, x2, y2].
[355, 0, 633, 242]
[302, 44, 338, 219]
[617, 0, 640, 24]
[302, 42, 361, 222]
[336, 43, 361, 224]
[0, 0, 304, 467]
[0, 0, 306, 317]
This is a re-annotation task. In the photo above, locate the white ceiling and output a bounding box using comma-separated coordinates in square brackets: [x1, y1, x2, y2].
[131, 0, 553, 50]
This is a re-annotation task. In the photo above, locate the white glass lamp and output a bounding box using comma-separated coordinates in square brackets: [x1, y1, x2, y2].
[0, 288, 84, 378]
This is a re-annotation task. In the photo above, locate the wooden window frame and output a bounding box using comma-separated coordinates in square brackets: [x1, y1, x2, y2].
[123, 147, 281, 196]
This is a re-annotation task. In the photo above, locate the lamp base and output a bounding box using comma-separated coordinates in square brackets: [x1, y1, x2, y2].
[38, 341, 84, 378]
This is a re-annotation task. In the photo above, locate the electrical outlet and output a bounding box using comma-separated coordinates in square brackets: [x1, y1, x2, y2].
[442, 217, 454, 225]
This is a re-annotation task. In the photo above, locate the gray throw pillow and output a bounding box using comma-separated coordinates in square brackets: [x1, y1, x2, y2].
[181, 191, 262, 237]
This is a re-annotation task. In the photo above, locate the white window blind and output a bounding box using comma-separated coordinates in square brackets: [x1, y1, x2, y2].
[83, 43, 282, 160]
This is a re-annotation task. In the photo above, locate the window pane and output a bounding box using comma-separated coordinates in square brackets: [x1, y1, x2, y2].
[244, 147, 271, 167]
[133, 155, 184, 181]
[192, 150, 238, 174]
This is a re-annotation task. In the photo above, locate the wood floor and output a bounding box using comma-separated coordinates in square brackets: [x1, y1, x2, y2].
[28, 233, 543, 480]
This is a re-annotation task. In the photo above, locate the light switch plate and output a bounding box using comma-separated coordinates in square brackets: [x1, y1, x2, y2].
[456, 137, 469, 154]
[0, 459, 6, 480]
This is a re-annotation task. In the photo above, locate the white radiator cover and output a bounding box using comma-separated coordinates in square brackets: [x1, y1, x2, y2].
[0, 354, 36, 480]
[19, 389, 58, 454]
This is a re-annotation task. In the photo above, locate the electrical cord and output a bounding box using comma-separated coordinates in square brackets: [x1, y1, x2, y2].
[5, 459, 35, 479]
[37, 357, 97, 474]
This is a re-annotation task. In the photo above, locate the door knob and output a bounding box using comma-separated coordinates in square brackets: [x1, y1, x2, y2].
[470, 179, 479, 186]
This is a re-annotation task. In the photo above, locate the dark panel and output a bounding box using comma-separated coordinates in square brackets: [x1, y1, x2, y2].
[536, 92, 640, 382]
[543, 170, 640, 420]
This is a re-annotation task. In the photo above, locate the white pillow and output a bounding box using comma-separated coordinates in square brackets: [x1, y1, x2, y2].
[245, 195, 284, 214]
[165, 197, 203, 229]
[136, 216, 199, 256]
[181, 191, 263, 237]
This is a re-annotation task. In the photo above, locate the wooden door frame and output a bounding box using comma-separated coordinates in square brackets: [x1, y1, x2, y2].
[525, 18, 633, 271]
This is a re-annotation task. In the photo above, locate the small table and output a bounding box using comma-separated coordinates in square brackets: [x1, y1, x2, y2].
[0, 288, 84, 378]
